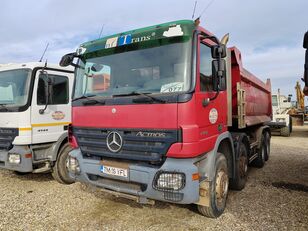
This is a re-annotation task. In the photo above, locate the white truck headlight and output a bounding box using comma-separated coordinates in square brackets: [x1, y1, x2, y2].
[8, 154, 21, 164]
[67, 156, 80, 174]
[155, 172, 185, 191]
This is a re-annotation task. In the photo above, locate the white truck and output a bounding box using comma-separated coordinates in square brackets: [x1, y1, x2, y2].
[269, 92, 293, 136]
[0, 62, 74, 184]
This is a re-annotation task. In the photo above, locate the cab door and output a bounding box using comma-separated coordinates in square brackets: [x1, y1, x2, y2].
[31, 69, 72, 144]
[195, 37, 227, 151]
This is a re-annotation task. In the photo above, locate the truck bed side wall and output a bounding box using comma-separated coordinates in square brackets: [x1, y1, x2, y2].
[230, 47, 272, 128]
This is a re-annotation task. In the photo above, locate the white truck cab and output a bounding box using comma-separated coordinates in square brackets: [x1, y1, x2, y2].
[0, 62, 74, 184]
[269, 93, 292, 136]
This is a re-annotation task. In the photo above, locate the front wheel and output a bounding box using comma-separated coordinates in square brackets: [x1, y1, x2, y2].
[52, 143, 75, 184]
[197, 152, 229, 218]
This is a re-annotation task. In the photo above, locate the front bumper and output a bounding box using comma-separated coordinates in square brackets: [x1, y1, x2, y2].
[0, 146, 33, 172]
[69, 149, 201, 204]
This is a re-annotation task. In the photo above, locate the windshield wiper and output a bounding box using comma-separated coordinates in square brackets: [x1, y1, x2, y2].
[113, 91, 166, 103]
[72, 94, 105, 105]
[72, 94, 97, 102]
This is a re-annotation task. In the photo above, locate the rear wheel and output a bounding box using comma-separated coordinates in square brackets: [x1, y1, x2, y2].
[52, 143, 74, 184]
[230, 142, 248, 190]
[264, 132, 271, 161]
[197, 152, 229, 218]
[280, 126, 290, 137]
[252, 134, 266, 168]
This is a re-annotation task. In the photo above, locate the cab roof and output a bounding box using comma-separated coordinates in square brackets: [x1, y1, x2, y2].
[78, 20, 196, 55]
[0, 62, 74, 72]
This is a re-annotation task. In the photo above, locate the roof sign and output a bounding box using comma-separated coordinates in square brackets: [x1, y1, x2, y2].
[163, 25, 184, 37]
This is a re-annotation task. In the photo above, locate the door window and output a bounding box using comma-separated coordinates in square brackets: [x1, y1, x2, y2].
[199, 43, 214, 92]
[37, 73, 69, 105]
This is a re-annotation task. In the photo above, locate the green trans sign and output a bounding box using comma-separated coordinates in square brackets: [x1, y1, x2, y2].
[77, 20, 196, 58]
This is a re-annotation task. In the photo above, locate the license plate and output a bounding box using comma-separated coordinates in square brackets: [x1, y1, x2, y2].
[100, 165, 128, 178]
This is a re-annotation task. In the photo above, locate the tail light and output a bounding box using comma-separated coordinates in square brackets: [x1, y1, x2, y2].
[68, 124, 78, 149]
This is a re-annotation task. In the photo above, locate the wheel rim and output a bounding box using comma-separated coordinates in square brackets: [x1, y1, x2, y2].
[215, 169, 229, 208]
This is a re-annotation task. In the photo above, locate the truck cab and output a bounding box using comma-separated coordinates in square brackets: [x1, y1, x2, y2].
[269, 93, 292, 136]
[61, 20, 272, 217]
[0, 63, 74, 184]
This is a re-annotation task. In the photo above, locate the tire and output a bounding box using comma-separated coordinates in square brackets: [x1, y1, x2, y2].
[264, 132, 271, 161]
[197, 152, 229, 218]
[280, 126, 290, 137]
[289, 117, 293, 134]
[52, 143, 75, 184]
[229, 142, 248, 190]
[252, 134, 266, 168]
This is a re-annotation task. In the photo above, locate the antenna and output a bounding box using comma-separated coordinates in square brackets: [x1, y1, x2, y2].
[198, 0, 217, 19]
[192, 1, 197, 19]
[39, 43, 49, 62]
[98, 24, 105, 39]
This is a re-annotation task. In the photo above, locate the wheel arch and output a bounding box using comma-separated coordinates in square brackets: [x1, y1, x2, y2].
[197, 132, 235, 181]
[50, 132, 68, 162]
[256, 125, 271, 149]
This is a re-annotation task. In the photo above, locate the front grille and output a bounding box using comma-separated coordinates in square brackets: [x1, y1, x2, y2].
[73, 127, 180, 164]
[0, 128, 18, 151]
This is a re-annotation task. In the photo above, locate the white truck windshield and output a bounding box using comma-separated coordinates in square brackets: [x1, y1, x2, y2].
[0, 69, 31, 108]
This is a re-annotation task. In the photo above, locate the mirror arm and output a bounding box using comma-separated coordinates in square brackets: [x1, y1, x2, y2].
[199, 32, 220, 45]
[39, 101, 48, 114]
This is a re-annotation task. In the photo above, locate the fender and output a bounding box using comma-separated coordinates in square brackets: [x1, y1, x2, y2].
[50, 132, 68, 162]
[231, 132, 250, 160]
[256, 125, 270, 149]
[197, 131, 235, 182]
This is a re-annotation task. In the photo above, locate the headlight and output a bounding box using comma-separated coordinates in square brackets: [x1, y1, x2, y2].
[67, 156, 80, 174]
[8, 154, 21, 164]
[154, 172, 185, 191]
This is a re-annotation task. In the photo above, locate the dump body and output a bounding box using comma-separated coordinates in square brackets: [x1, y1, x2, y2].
[230, 47, 272, 128]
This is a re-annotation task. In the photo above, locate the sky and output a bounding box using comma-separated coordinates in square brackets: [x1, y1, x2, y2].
[0, 0, 307, 100]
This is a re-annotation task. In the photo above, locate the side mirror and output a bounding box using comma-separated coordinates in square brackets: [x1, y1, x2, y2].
[59, 53, 76, 67]
[211, 45, 227, 59]
[39, 73, 53, 114]
[212, 59, 226, 91]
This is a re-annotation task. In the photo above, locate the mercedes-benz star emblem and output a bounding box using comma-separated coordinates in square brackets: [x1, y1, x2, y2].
[106, 131, 123, 153]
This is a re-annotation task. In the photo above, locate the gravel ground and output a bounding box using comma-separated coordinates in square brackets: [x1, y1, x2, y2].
[0, 126, 307, 231]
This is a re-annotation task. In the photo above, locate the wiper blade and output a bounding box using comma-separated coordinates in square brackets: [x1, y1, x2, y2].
[72, 94, 96, 102]
[72, 95, 105, 105]
[82, 98, 105, 106]
[113, 91, 166, 103]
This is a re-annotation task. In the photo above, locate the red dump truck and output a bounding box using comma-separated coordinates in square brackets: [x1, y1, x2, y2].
[60, 19, 272, 218]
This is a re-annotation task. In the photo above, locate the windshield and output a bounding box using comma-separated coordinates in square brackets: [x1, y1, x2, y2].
[0, 69, 31, 108]
[74, 40, 192, 99]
